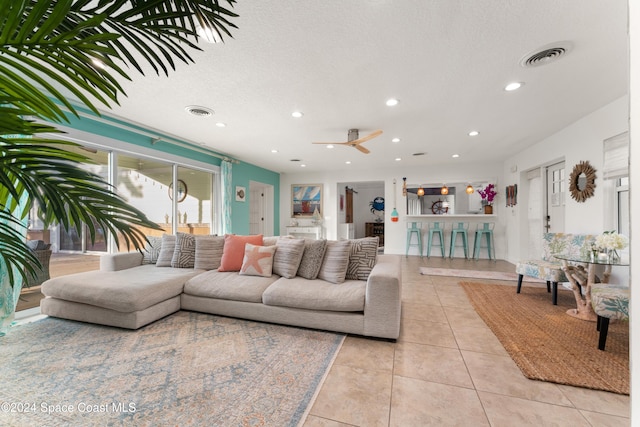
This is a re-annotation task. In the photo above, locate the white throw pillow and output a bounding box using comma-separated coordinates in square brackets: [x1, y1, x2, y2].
[239, 243, 276, 277]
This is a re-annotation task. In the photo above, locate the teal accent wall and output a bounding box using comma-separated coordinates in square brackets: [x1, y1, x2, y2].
[59, 107, 280, 235]
[62, 107, 223, 166]
[232, 162, 280, 236]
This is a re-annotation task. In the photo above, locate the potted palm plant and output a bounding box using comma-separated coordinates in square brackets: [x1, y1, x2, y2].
[0, 0, 239, 334]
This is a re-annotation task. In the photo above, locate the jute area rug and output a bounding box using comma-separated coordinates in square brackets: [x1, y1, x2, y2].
[0, 312, 344, 426]
[419, 266, 544, 282]
[460, 282, 629, 394]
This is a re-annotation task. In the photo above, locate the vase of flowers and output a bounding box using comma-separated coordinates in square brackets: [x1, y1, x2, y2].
[478, 184, 497, 214]
[594, 231, 628, 263]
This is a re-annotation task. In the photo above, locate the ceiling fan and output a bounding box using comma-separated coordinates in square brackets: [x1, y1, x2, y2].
[313, 128, 383, 154]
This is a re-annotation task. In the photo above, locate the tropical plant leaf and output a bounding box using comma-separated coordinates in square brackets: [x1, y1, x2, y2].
[0, 0, 239, 288]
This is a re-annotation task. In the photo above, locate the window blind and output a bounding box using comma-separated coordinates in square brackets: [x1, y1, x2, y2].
[603, 131, 629, 180]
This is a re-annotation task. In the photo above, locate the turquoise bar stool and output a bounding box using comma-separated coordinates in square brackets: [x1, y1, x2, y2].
[449, 222, 469, 259]
[426, 222, 446, 258]
[473, 222, 495, 260]
[406, 222, 423, 257]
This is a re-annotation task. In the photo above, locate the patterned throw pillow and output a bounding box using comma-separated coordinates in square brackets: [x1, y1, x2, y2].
[297, 239, 327, 279]
[273, 238, 305, 278]
[239, 243, 276, 277]
[194, 235, 225, 270]
[218, 234, 264, 272]
[142, 236, 163, 264]
[156, 234, 176, 267]
[171, 232, 196, 268]
[346, 237, 379, 280]
[317, 240, 351, 284]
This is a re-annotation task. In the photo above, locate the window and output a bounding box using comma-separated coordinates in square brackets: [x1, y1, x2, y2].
[33, 142, 219, 253]
[616, 177, 629, 236]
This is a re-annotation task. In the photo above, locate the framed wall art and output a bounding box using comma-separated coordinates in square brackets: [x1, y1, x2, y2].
[235, 186, 246, 202]
[291, 184, 322, 217]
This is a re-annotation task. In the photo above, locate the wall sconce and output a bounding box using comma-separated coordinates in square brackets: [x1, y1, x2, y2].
[441, 185, 449, 195]
[466, 184, 474, 194]
[417, 186, 425, 197]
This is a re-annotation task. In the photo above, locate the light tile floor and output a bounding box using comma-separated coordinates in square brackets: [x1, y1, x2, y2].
[304, 256, 630, 427]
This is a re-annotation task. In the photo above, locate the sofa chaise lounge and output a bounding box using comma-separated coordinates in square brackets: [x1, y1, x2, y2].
[41, 234, 402, 339]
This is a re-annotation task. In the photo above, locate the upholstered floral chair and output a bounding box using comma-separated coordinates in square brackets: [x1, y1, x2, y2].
[591, 283, 629, 351]
[515, 233, 596, 305]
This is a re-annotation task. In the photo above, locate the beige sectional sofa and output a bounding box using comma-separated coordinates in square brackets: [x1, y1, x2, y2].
[40, 235, 402, 339]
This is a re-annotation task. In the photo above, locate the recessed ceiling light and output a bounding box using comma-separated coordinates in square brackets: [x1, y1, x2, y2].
[291, 111, 304, 118]
[271, 149, 278, 153]
[326, 145, 334, 149]
[386, 98, 399, 107]
[92, 59, 105, 69]
[345, 161, 351, 165]
[196, 23, 221, 43]
[452, 154, 460, 158]
[395, 157, 402, 161]
[468, 131, 479, 136]
[215, 122, 226, 128]
[392, 137, 400, 143]
[300, 164, 306, 167]
[505, 82, 523, 91]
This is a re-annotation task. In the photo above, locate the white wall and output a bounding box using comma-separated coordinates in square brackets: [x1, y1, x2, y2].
[280, 162, 501, 256]
[502, 95, 629, 264]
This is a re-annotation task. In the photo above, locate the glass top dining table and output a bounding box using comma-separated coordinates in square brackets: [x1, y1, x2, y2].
[552, 252, 628, 321]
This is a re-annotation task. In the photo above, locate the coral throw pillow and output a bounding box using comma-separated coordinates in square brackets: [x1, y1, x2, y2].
[239, 243, 276, 277]
[218, 234, 264, 272]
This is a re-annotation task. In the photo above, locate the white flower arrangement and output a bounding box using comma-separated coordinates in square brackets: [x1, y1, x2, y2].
[594, 231, 628, 251]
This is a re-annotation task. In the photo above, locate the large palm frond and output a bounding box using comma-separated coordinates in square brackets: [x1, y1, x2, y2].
[0, 0, 238, 287]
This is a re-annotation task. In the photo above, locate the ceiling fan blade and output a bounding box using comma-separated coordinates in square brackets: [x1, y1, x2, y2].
[352, 129, 383, 144]
[312, 141, 351, 145]
[354, 144, 370, 154]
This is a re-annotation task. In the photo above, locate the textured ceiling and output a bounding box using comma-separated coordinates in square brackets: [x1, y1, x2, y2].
[107, 0, 629, 174]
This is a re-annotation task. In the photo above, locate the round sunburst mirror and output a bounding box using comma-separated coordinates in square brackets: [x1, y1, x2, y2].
[568, 160, 596, 202]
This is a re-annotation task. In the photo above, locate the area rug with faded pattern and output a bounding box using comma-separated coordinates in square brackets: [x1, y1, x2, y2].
[0, 312, 344, 426]
[420, 267, 544, 282]
[460, 281, 629, 394]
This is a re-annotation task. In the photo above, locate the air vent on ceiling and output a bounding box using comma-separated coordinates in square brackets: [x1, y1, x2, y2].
[520, 42, 573, 68]
[289, 159, 301, 162]
[412, 152, 426, 157]
[185, 105, 214, 117]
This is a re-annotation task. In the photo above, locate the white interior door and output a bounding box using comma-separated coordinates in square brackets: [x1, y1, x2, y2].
[249, 181, 274, 236]
[546, 161, 566, 233]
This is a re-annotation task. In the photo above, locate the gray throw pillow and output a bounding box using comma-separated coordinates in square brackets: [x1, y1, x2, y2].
[317, 240, 351, 284]
[171, 232, 196, 268]
[297, 239, 327, 279]
[142, 235, 163, 264]
[345, 237, 379, 280]
[273, 237, 305, 278]
[263, 236, 279, 246]
[194, 235, 225, 270]
[156, 234, 176, 267]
